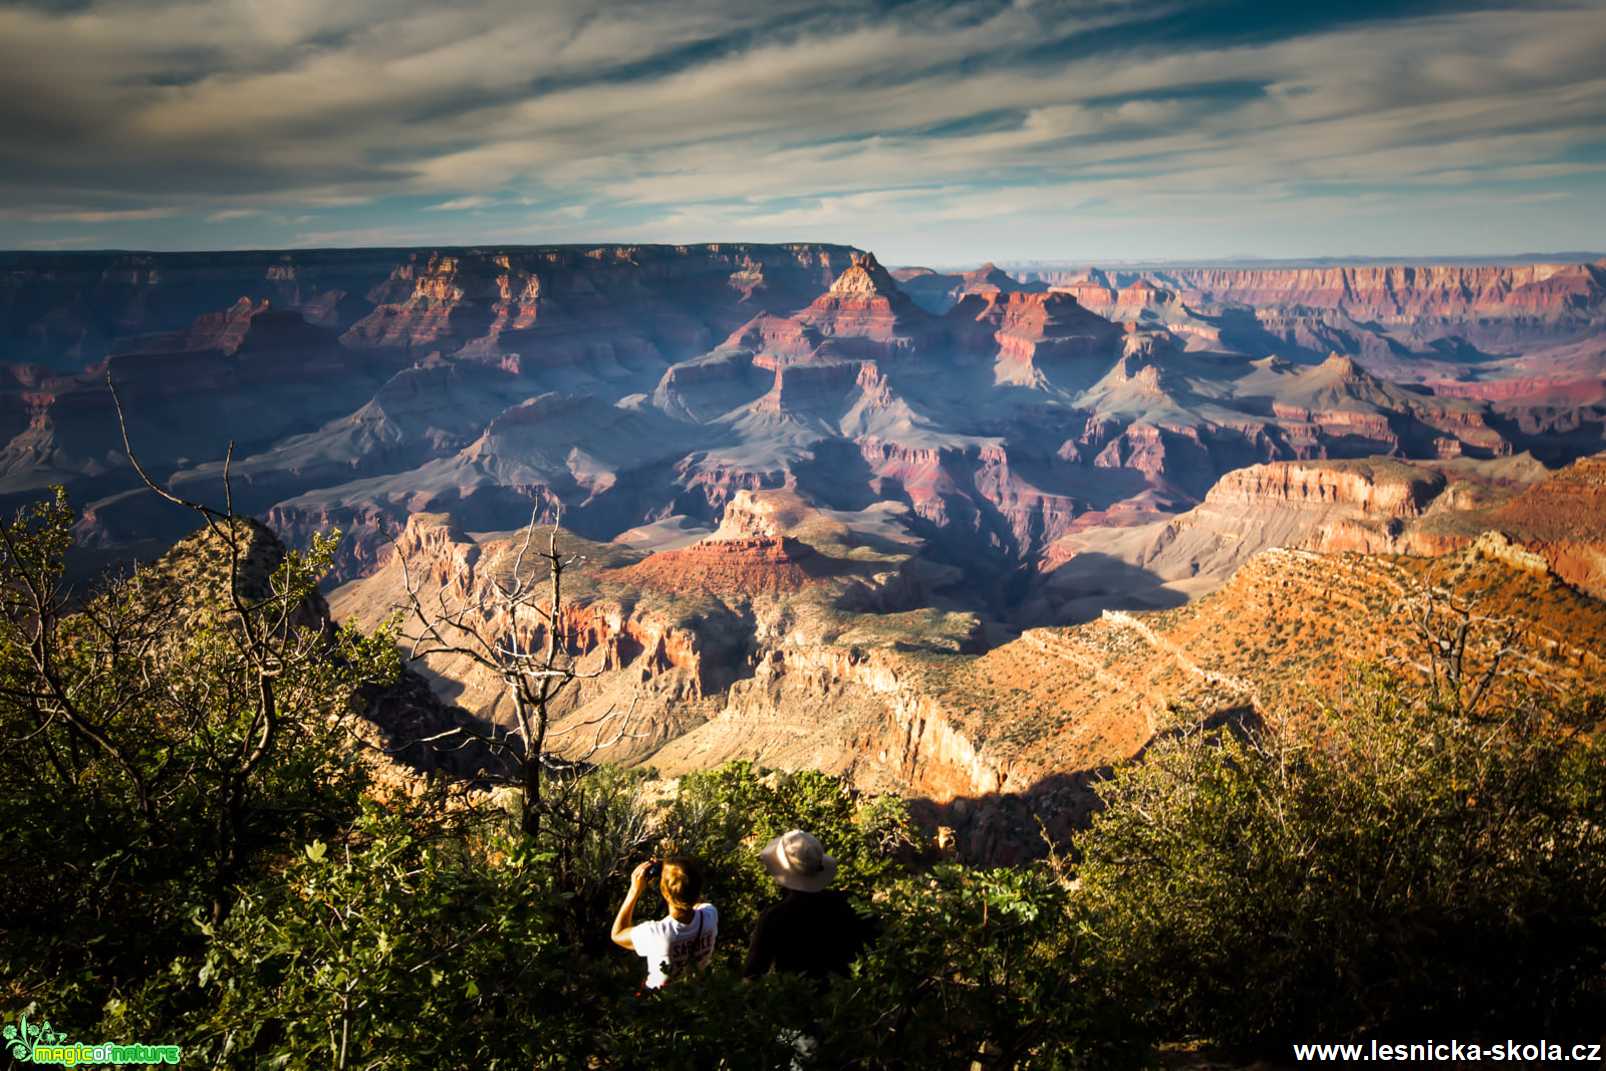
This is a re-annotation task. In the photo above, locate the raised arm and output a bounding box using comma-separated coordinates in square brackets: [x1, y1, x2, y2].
[611, 861, 654, 950]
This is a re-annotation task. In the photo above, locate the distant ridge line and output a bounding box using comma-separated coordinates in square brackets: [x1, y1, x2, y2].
[919, 252, 1606, 273]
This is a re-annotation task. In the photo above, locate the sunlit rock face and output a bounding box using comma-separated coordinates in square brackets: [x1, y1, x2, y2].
[3, 245, 1605, 860]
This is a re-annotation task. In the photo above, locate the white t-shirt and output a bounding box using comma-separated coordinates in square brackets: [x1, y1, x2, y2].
[630, 903, 718, 989]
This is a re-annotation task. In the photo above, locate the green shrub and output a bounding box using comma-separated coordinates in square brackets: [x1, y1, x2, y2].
[812, 864, 1144, 1069]
[1074, 672, 1606, 1049]
[656, 761, 923, 944]
[94, 768, 1127, 1069]
[0, 497, 392, 1023]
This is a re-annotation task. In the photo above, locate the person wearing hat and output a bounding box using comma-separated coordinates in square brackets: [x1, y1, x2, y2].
[743, 829, 876, 982]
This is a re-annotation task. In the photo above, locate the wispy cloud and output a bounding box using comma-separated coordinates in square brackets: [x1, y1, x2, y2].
[0, 0, 1602, 259]
[425, 195, 496, 211]
[3, 206, 174, 224]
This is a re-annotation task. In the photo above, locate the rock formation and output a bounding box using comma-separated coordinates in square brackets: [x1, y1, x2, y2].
[333, 488, 1606, 861]
[1034, 450, 1606, 621]
[5, 244, 1601, 862]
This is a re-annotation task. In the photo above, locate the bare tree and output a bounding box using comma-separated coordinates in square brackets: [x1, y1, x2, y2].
[1392, 576, 1541, 718]
[109, 368, 642, 847]
[396, 504, 646, 839]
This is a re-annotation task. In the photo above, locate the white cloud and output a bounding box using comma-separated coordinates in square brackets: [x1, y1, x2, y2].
[0, 1, 1601, 257]
[425, 195, 496, 211]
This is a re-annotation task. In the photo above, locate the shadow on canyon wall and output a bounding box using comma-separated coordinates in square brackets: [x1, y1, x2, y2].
[908, 704, 1261, 866]
[1019, 551, 1192, 627]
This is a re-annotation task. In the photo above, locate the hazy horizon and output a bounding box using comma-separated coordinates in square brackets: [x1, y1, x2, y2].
[2, 244, 1604, 272]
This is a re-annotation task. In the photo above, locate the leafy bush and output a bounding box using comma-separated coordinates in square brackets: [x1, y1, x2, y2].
[610, 764, 1138, 1067]
[112, 803, 602, 1069]
[0, 497, 394, 1023]
[655, 761, 923, 941]
[7, 492, 1601, 1067]
[86, 764, 1129, 1069]
[810, 864, 1141, 1069]
[1075, 671, 1606, 1049]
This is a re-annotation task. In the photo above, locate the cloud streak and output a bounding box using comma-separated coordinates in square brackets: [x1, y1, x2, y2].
[1, 0, 1602, 260]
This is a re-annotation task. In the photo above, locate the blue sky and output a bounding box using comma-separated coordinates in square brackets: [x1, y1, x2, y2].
[2, 0, 1604, 263]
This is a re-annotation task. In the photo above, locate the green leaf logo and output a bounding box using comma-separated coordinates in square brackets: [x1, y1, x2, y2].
[4, 1015, 67, 1062]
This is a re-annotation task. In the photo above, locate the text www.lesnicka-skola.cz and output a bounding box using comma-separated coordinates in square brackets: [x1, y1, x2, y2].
[1293, 1039, 1604, 1063]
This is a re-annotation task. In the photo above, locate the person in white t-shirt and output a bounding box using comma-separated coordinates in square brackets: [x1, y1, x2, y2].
[610, 855, 718, 990]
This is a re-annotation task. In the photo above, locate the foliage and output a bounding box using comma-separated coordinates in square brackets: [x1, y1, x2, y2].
[809, 864, 1142, 1069]
[1074, 670, 1606, 1049]
[587, 763, 1132, 1067]
[0, 494, 395, 1023]
[95, 763, 1124, 1069]
[536, 763, 659, 951]
[655, 761, 923, 941]
[109, 804, 600, 1069]
[6, 488, 1602, 1067]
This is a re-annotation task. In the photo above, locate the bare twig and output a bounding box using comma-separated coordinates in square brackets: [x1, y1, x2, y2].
[391, 502, 639, 837]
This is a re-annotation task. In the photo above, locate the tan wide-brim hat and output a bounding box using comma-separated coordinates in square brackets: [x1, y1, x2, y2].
[759, 829, 838, 892]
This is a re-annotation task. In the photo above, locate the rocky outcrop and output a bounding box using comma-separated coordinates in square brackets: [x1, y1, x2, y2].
[19, 244, 1598, 601]
[947, 290, 1121, 384]
[752, 360, 862, 414]
[1260, 353, 1511, 459]
[1019, 261, 1606, 352]
[0, 249, 403, 370]
[0, 244, 859, 377]
[1476, 453, 1606, 597]
[1205, 459, 1446, 517]
[724, 251, 932, 364]
[329, 492, 1014, 816]
[1164, 262, 1605, 323]
[613, 534, 820, 597]
[1035, 276, 1176, 318]
[328, 464, 1606, 863]
[889, 261, 1045, 313]
[263, 501, 407, 580]
[1038, 451, 1606, 625]
[1025, 261, 1604, 320]
[338, 512, 734, 710]
[340, 245, 858, 361]
[723, 525, 1606, 862]
[104, 296, 263, 357]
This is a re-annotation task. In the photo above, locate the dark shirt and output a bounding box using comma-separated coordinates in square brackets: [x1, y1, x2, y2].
[742, 889, 875, 981]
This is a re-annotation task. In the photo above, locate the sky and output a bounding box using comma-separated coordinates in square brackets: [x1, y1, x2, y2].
[3, 0, 1605, 263]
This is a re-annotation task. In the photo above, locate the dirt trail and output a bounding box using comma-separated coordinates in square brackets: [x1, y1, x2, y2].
[1097, 610, 1260, 701]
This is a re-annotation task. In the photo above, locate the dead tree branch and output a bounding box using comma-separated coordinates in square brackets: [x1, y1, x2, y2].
[394, 506, 643, 838]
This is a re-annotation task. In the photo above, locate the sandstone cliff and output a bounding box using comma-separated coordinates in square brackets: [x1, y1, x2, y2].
[1017, 261, 1606, 339]
[1035, 451, 1606, 623]
[948, 289, 1122, 386]
[337, 497, 1606, 862]
[723, 251, 931, 364]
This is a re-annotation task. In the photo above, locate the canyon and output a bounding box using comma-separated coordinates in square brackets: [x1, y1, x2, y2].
[329, 477, 1606, 860]
[3, 243, 1604, 855]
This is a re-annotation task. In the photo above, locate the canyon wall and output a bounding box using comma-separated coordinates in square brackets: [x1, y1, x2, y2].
[334, 486, 1606, 862]
[0, 244, 860, 372]
[1015, 261, 1606, 335]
